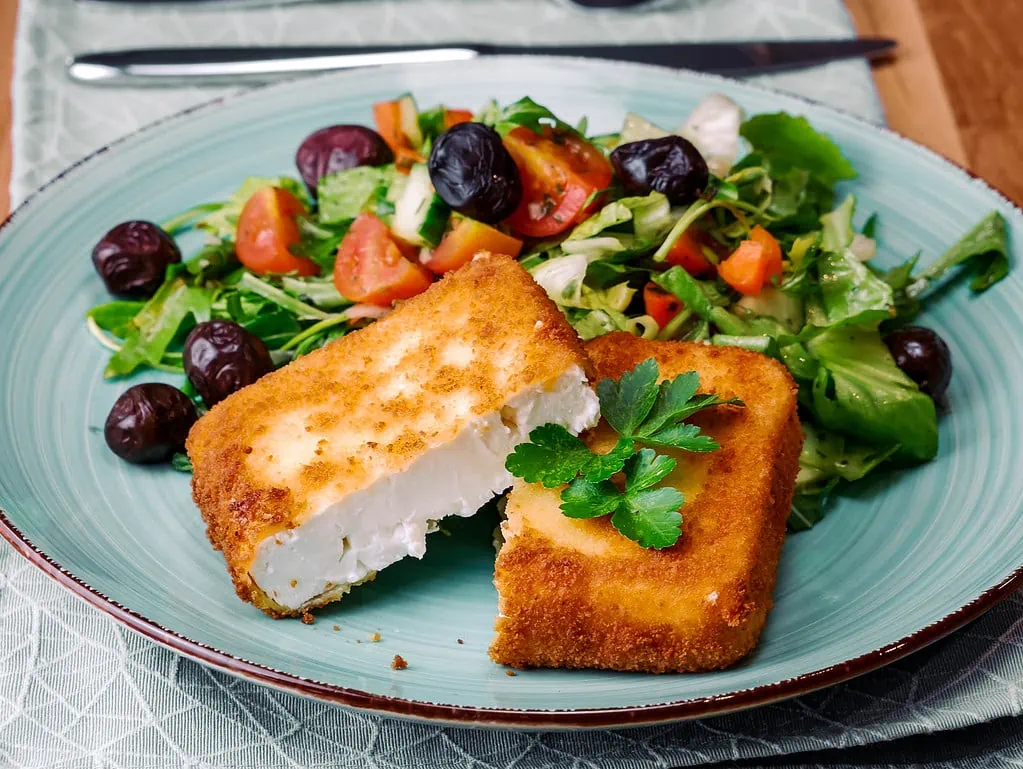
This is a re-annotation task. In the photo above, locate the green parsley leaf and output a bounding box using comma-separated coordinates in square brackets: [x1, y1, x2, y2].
[611, 488, 685, 550]
[622, 448, 676, 492]
[638, 372, 700, 435]
[504, 424, 634, 487]
[505, 359, 744, 549]
[596, 358, 660, 436]
[559, 449, 686, 549]
[640, 422, 720, 453]
[560, 479, 622, 519]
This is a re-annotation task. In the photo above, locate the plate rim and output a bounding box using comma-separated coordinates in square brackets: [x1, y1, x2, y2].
[2, 56, 1022, 729]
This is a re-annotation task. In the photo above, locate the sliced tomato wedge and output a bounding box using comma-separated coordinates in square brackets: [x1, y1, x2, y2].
[643, 282, 683, 328]
[502, 126, 612, 238]
[333, 213, 433, 306]
[235, 186, 318, 277]
[749, 224, 784, 280]
[372, 100, 425, 173]
[443, 109, 474, 129]
[665, 228, 717, 278]
[424, 219, 523, 275]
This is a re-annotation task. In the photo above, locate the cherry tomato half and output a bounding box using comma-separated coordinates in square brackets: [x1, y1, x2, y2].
[643, 282, 683, 328]
[333, 213, 433, 306]
[665, 228, 717, 278]
[502, 126, 612, 238]
[424, 218, 523, 275]
[236, 187, 318, 277]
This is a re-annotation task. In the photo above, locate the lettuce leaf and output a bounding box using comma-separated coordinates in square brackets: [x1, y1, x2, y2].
[916, 210, 1010, 293]
[806, 327, 938, 461]
[739, 113, 857, 187]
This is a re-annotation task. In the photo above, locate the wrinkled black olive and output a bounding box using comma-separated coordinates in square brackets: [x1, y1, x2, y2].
[610, 135, 710, 205]
[91, 221, 182, 298]
[295, 125, 394, 192]
[104, 383, 197, 464]
[428, 123, 522, 223]
[884, 325, 953, 401]
[183, 320, 273, 407]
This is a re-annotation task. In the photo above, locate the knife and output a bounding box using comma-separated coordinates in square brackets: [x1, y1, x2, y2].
[67, 39, 896, 86]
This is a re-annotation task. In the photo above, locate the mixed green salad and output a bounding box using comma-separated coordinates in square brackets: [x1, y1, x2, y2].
[87, 92, 1010, 530]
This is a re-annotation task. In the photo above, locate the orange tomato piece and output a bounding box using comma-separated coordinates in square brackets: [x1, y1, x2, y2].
[443, 109, 474, 129]
[665, 229, 716, 277]
[333, 213, 433, 306]
[503, 126, 612, 238]
[372, 100, 425, 173]
[425, 219, 523, 275]
[643, 282, 683, 328]
[235, 186, 318, 277]
[749, 225, 783, 281]
[718, 240, 773, 295]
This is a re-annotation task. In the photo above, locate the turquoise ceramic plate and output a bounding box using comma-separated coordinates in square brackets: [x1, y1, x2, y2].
[1, 58, 1021, 729]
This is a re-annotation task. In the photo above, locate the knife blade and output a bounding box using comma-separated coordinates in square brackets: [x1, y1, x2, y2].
[67, 39, 896, 86]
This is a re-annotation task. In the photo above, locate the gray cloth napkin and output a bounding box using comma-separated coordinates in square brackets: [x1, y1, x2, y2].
[4, 0, 1022, 767]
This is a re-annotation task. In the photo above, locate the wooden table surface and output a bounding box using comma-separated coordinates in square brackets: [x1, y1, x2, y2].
[0, 0, 1021, 218]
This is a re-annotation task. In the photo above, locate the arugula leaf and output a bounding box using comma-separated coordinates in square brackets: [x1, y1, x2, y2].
[597, 358, 660, 436]
[916, 210, 1010, 293]
[105, 278, 212, 378]
[281, 275, 350, 310]
[197, 176, 309, 241]
[179, 240, 239, 283]
[487, 96, 575, 137]
[652, 266, 748, 336]
[237, 272, 333, 320]
[806, 326, 938, 461]
[171, 453, 194, 473]
[739, 113, 857, 187]
[241, 309, 302, 350]
[504, 424, 634, 487]
[788, 493, 828, 532]
[87, 301, 145, 338]
[317, 166, 395, 224]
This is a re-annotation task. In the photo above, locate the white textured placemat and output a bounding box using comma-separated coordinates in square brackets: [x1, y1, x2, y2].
[3, 1, 1022, 767]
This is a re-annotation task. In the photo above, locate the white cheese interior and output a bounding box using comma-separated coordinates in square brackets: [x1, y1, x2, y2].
[248, 365, 599, 610]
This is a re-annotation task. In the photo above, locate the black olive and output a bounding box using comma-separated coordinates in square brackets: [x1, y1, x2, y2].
[91, 221, 182, 298]
[295, 125, 394, 193]
[610, 135, 710, 205]
[104, 383, 197, 464]
[183, 320, 273, 407]
[428, 123, 522, 223]
[884, 325, 953, 401]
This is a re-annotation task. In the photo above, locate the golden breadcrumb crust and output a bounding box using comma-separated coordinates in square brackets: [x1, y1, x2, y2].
[186, 253, 589, 616]
[490, 333, 802, 673]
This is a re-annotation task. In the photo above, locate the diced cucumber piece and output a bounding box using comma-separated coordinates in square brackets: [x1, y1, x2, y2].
[619, 113, 669, 144]
[397, 94, 424, 151]
[390, 164, 449, 248]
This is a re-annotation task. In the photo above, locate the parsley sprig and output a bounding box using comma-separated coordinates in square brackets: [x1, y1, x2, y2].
[505, 358, 743, 549]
